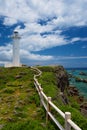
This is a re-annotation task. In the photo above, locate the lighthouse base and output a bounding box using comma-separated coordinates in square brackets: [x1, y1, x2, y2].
[5, 62, 22, 68]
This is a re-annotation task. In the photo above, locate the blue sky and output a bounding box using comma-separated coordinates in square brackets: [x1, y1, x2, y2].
[0, 0, 87, 68]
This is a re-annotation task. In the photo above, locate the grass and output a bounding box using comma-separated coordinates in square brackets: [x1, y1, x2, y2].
[1, 119, 57, 130]
[37, 66, 87, 130]
[0, 66, 87, 130]
[0, 67, 57, 130]
[38, 72, 58, 98]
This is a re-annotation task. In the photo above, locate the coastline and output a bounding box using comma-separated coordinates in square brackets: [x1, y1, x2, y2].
[66, 68, 87, 117]
[66, 68, 87, 99]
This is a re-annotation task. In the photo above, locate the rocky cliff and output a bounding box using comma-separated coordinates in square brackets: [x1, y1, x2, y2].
[54, 66, 69, 92]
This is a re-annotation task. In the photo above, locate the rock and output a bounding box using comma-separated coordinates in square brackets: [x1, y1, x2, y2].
[80, 102, 87, 110]
[80, 109, 87, 117]
[26, 89, 33, 92]
[79, 72, 87, 76]
[59, 92, 63, 96]
[15, 72, 27, 79]
[61, 93, 69, 104]
[14, 105, 19, 109]
[18, 100, 25, 105]
[6, 96, 15, 102]
[0, 124, 4, 129]
[68, 73, 73, 78]
[13, 110, 18, 115]
[4, 111, 8, 115]
[78, 96, 84, 102]
[15, 75, 22, 79]
[31, 111, 37, 118]
[7, 117, 14, 122]
[80, 102, 87, 117]
[22, 64, 28, 67]
[8, 103, 11, 107]
[83, 79, 87, 83]
[54, 66, 69, 92]
[75, 77, 87, 83]
[20, 85, 24, 89]
[18, 117, 22, 120]
[75, 77, 83, 82]
[68, 86, 79, 96]
[40, 123, 46, 128]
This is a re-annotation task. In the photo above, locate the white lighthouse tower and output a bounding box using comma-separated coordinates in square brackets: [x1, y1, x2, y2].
[5, 31, 22, 67]
[12, 31, 21, 67]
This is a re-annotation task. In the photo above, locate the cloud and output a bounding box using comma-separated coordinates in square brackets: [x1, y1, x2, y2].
[20, 33, 67, 52]
[56, 56, 87, 60]
[70, 37, 87, 44]
[0, 0, 87, 65]
[0, 0, 87, 27]
[0, 44, 12, 61]
[3, 17, 17, 26]
[20, 49, 54, 61]
[0, 44, 53, 64]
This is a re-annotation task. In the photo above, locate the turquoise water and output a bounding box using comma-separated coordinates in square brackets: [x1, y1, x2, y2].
[66, 69, 87, 99]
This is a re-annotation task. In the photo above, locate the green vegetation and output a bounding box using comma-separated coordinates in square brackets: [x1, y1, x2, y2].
[0, 67, 57, 130]
[0, 66, 87, 130]
[39, 72, 58, 97]
[38, 66, 87, 130]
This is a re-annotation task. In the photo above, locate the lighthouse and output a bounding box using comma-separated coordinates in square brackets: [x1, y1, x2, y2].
[12, 31, 21, 66]
[5, 31, 22, 67]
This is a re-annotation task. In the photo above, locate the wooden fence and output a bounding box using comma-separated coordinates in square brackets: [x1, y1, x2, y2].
[32, 67, 82, 130]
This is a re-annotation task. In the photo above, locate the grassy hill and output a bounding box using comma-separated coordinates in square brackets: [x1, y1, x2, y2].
[37, 66, 87, 130]
[0, 66, 87, 130]
[0, 67, 57, 130]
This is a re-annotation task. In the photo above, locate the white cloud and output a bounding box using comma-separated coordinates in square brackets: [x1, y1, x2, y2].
[71, 37, 81, 43]
[0, 0, 87, 27]
[0, 44, 12, 61]
[57, 56, 87, 60]
[0, 0, 87, 64]
[3, 17, 17, 26]
[0, 44, 53, 63]
[20, 33, 67, 51]
[20, 49, 53, 61]
[71, 37, 87, 43]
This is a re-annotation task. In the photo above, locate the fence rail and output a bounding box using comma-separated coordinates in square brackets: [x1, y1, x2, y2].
[32, 67, 82, 130]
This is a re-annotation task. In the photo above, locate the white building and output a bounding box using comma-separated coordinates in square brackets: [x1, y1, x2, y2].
[5, 31, 22, 67]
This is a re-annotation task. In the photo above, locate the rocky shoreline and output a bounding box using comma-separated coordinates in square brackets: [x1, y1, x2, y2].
[68, 85, 87, 117]
[67, 70, 87, 117]
[39, 66, 87, 117]
[68, 71, 87, 83]
[75, 77, 87, 83]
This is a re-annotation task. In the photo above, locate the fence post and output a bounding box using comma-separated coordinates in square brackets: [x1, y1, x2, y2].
[40, 88, 43, 106]
[65, 112, 71, 130]
[46, 97, 51, 124]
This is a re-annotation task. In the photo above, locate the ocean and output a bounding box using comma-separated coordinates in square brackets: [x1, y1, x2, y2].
[66, 68, 87, 99]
